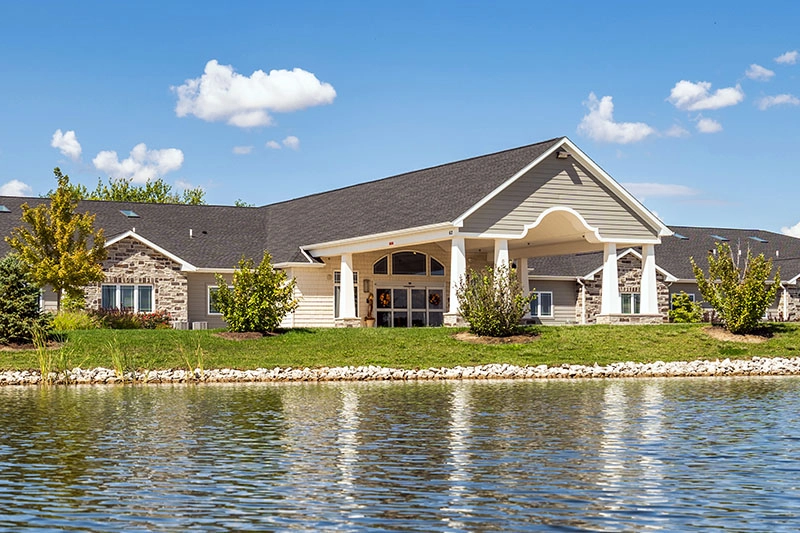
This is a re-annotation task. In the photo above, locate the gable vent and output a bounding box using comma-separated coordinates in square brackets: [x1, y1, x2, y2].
[0, 205, 10, 213]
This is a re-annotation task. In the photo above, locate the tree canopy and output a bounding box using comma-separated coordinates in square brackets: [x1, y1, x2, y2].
[0, 254, 52, 345]
[51, 176, 206, 205]
[691, 242, 780, 334]
[6, 168, 107, 309]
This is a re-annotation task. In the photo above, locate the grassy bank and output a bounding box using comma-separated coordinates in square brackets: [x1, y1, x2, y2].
[3, 323, 800, 373]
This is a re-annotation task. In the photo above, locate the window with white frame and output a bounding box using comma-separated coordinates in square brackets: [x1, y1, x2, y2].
[208, 285, 234, 315]
[621, 293, 641, 314]
[530, 291, 553, 317]
[334, 271, 359, 318]
[102, 284, 153, 313]
[372, 252, 445, 276]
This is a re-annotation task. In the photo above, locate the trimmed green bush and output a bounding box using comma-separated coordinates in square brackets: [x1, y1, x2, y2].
[0, 254, 52, 344]
[52, 310, 100, 331]
[455, 263, 532, 337]
[668, 292, 703, 323]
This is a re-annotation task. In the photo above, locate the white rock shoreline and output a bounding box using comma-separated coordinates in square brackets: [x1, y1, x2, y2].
[3, 356, 800, 385]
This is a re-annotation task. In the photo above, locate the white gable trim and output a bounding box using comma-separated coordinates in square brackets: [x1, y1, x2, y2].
[452, 137, 672, 239]
[584, 247, 677, 282]
[302, 222, 455, 257]
[105, 231, 197, 271]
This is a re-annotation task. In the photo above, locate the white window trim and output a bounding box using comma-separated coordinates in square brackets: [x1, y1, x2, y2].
[101, 284, 154, 313]
[531, 291, 554, 318]
[208, 285, 233, 315]
[620, 293, 641, 315]
[372, 252, 446, 277]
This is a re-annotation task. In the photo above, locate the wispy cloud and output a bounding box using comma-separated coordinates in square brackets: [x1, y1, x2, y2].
[93, 143, 184, 184]
[664, 124, 690, 138]
[621, 182, 698, 201]
[757, 94, 800, 110]
[667, 80, 744, 111]
[0, 179, 32, 196]
[265, 140, 281, 150]
[775, 50, 798, 65]
[51, 129, 82, 161]
[577, 93, 654, 144]
[232, 145, 253, 155]
[696, 117, 723, 133]
[265, 136, 301, 150]
[173, 60, 336, 128]
[745, 64, 775, 81]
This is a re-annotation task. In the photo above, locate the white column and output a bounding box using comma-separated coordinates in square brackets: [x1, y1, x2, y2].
[448, 237, 467, 315]
[601, 243, 621, 315]
[494, 239, 509, 269]
[516, 257, 531, 318]
[339, 253, 357, 319]
[640, 244, 658, 314]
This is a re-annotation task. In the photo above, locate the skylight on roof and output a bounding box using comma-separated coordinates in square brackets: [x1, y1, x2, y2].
[749, 236, 768, 243]
[120, 209, 139, 218]
[710, 234, 729, 242]
[0, 205, 10, 213]
[673, 233, 689, 240]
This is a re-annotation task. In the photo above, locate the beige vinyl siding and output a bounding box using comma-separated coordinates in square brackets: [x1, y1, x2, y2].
[287, 266, 337, 328]
[461, 153, 658, 240]
[528, 279, 579, 325]
[186, 272, 231, 329]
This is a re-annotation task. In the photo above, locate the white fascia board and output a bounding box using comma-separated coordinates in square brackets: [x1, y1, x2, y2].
[453, 138, 565, 227]
[192, 268, 236, 274]
[105, 231, 197, 271]
[584, 247, 678, 282]
[303, 222, 456, 257]
[528, 275, 580, 281]
[273, 262, 327, 269]
[560, 138, 672, 238]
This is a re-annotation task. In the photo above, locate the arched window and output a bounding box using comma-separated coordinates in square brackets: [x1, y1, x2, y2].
[372, 252, 445, 276]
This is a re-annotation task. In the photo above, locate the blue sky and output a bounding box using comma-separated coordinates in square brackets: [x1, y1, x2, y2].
[1, 1, 799, 235]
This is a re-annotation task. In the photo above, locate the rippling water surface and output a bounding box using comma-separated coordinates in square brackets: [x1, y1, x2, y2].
[1, 377, 800, 531]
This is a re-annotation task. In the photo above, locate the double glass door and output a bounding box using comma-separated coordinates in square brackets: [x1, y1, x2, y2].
[376, 287, 444, 327]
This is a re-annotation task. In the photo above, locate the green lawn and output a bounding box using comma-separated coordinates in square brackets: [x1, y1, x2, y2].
[3, 323, 800, 373]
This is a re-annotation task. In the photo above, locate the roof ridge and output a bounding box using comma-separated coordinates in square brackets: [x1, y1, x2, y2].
[262, 137, 564, 209]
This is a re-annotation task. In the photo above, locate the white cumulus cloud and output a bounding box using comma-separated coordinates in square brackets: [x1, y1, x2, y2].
[775, 50, 799, 65]
[232, 145, 253, 155]
[577, 93, 655, 144]
[265, 140, 282, 150]
[781, 221, 800, 238]
[696, 117, 723, 133]
[621, 182, 698, 201]
[282, 135, 300, 150]
[51, 129, 82, 161]
[667, 80, 744, 111]
[93, 143, 184, 184]
[0, 179, 33, 196]
[745, 64, 775, 81]
[173, 59, 336, 128]
[757, 94, 800, 110]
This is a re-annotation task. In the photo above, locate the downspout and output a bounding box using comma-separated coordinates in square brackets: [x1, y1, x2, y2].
[576, 278, 587, 325]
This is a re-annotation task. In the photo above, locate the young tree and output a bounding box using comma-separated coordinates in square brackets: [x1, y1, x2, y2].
[455, 263, 533, 337]
[6, 168, 107, 310]
[213, 251, 299, 333]
[668, 292, 703, 323]
[0, 254, 52, 345]
[50, 176, 206, 205]
[691, 242, 780, 334]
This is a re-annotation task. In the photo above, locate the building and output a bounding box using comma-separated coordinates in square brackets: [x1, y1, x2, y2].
[1, 136, 676, 328]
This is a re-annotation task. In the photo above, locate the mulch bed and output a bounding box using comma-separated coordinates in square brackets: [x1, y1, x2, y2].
[453, 331, 539, 345]
[702, 326, 769, 344]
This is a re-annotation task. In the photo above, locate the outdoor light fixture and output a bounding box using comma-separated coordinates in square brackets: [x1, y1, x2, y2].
[556, 150, 570, 159]
[363, 279, 372, 293]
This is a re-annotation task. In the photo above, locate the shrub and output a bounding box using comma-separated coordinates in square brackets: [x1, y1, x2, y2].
[90, 308, 143, 329]
[61, 291, 87, 312]
[455, 263, 532, 337]
[0, 254, 52, 344]
[668, 292, 703, 323]
[213, 251, 299, 333]
[53, 310, 100, 330]
[691, 242, 780, 334]
[139, 310, 172, 329]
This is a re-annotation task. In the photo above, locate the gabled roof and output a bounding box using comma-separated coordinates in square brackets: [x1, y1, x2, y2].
[528, 225, 800, 281]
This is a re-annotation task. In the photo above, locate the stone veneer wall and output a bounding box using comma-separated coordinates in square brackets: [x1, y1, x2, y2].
[779, 286, 800, 321]
[84, 237, 189, 322]
[576, 253, 670, 324]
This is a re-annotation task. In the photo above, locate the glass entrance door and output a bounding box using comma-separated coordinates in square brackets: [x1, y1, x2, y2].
[376, 287, 444, 327]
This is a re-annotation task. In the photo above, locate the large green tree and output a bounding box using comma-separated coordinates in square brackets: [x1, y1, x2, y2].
[6, 168, 107, 310]
[51, 176, 206, 205]
[691, 242, 780, 334]
[213, 251, 299, 333]
[0, 254, 52, 345]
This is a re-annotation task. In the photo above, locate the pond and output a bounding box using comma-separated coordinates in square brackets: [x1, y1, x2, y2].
[1, 377, 799, 531]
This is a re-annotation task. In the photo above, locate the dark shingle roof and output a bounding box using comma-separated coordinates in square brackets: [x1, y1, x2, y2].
[528, 225, 800, 281]
[0, 138, 563, 266]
